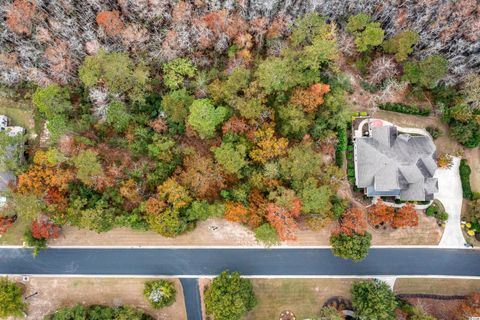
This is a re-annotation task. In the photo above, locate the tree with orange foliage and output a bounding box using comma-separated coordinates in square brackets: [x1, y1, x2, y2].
[337, 207, 368, 236]
[330, 206, 372, 261]
[290, 83, 330, 113]
[224, 201, 263, 229]
[30, 220, 61, 239]
[5, 0, 36, 35]
[456, 292, 480, 319]
[96, 11, 125, 37]
[392, 204, 419, 228]
[367, 199, 395, 226]
[249, 127, 288, 163]
[17, 151, 74, 196]
[264, 187, 302, 240]
[266, 199, 301, 241]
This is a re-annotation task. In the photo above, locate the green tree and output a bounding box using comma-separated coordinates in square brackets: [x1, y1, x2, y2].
[204, 270, 257, 320]
[162, 58, 197, 90]
[144, 280, 176, 309]
[187, 99, 227, 139]
[290, 13, 331, 47]
[72, 150, 103, 186]
[185, 200, 225, 222]
[279, 143, 322, 190]
[346, 13, 371, 33]
[402, 55, 448, 89]
[330, 232, 372, 261]
[106, 101, 131, 133]
[79, 49, 149, 103]
[32, 84, 72, 118]
[351, 279, 398, 320]
[354, 22, 384, 52]
[209, 66, 250, 104]
[161, 88, 194, 123]
[299, 178, 332, 215]
[346, 13, 384, 52]
[213, 142, 248, 177]
[383, 30, 419, 61]
[32, 84, 72, 141]
[254, 223, 279, 247]
[0, 277, 26, 318]
[277, 105, 311, 138]
[0, 130, 26, 173]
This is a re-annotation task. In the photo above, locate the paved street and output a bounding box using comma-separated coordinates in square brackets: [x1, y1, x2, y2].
[180, 278, 202, 320]
[0, 248, 479, 276]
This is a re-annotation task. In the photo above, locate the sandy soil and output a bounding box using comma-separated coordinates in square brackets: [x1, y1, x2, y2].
[50, 213, 442, 247]
[7, 277, 186, 320]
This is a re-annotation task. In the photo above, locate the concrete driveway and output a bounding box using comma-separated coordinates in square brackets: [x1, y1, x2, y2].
[436, 157, 466, 247]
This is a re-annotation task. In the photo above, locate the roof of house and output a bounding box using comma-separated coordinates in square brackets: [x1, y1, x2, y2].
[355, 125, 438, 201]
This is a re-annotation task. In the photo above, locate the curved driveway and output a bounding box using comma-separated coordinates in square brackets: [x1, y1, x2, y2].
[0, 248, 479, 277]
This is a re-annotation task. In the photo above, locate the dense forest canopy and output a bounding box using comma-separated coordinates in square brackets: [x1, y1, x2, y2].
[0, 0, 479, 261]
[0, 0, 479, 86]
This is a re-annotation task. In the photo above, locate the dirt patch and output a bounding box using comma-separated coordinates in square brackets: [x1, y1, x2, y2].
[50, 213, 441, 247]
[50, 218, 258, 246]
[370, 213, 443, 246]
[10, 277, 186, 320]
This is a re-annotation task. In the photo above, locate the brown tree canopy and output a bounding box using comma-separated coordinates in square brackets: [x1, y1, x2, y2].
[6, 0, 36, 35]
[266, 197, 301, 241]
[178, 155, 226, 200]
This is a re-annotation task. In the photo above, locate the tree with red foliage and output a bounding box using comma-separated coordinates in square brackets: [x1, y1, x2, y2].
[0, 216, 16, 235]
[5, 0, 36, 35]
[337, 207, 368, 236]
[96, 11, 125, 37]
[266, 197, 301, 241]
[367, 199, 394, 226]
[456, 291, 480, 319]
[30, 220, 61, 240]
[392, 204, 419, 228]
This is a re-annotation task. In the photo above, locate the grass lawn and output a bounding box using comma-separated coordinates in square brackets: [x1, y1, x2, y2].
[243, 278, 359, 320]
[17, 277, 187, 319]
[0, 96, 41, 138]
[0, 216, 28, 245]
[394, 278, 480, 295]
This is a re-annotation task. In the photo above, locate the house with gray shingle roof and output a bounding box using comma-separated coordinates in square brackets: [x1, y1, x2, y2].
[353, 118, 438, 201]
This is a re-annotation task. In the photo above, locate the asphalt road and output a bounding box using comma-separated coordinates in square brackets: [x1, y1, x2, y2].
[180, 278, 202, 320]
[1, 248, 479, 320]
[0, 248, 479, 276]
